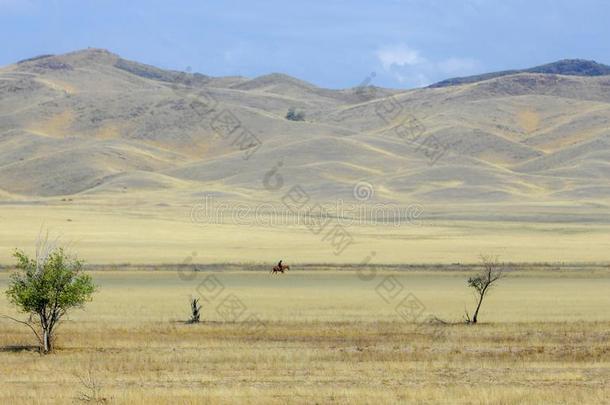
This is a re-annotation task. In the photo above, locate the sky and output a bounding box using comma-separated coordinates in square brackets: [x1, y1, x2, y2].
[1, 0, 610, 89]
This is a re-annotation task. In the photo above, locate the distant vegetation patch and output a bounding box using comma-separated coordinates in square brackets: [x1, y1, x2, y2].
[17, 54, 73, 72]
[285, 107, 305, 121]
[17, 54, 55, 64]
[114, 58, 208, 85]
[34, 59, 73, 71]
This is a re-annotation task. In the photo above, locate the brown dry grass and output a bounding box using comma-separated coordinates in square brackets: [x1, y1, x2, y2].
[0, 269, 609, 404]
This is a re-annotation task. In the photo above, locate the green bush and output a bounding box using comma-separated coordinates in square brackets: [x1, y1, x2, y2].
[286, 108, 305, 121]
[5, 247, 96, 353]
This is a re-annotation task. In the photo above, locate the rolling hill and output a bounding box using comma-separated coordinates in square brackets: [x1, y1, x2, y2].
[429, 59, 610, 88]
[0, 48, 609, 211]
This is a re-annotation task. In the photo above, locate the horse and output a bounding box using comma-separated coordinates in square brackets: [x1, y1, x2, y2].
[271, 264, 290, 274]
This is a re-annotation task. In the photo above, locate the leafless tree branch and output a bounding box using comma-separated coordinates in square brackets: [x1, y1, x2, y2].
[1, 315, 44, 348]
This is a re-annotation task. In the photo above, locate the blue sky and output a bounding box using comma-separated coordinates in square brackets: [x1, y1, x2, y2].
[1, 0, 609, 88]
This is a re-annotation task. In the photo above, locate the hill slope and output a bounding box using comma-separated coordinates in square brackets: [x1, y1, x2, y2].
[429, 59, 610, 88]
[0, 49, 609, 216]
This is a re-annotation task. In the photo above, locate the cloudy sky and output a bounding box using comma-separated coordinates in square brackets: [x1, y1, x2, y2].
[1, 0, 609, 88]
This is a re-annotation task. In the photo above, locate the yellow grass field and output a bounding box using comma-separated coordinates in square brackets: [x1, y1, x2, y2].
[0, 201, 609, 265]
[1, 269, 609, 404]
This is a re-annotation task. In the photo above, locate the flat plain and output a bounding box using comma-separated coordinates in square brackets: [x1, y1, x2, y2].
[1, 268, 609, 404]
[0, 202, 609, 265]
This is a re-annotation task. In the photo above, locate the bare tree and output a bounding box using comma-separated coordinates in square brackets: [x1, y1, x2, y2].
[188, 297, 201, 323]
[465, 255, 505, 324]
[74, 359, 107, 403]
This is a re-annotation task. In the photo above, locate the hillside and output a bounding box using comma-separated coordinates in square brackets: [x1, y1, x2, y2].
[429, 59, 610, 88]
[0, 49, 609, 213]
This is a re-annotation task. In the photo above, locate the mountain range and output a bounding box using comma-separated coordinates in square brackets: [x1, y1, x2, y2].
[1, 49, 610, 215]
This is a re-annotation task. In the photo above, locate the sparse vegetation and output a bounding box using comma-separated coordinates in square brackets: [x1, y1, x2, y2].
[3, 236, 96, 353]
[74, 360, 107, 403]
[285, 107, 305, 121]
[188, 297, 201, 323]
[464, 255, 505, 324]
[0, 268, 608, 404]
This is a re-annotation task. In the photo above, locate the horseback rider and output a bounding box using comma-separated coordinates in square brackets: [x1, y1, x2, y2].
[277, 259, 283, 269]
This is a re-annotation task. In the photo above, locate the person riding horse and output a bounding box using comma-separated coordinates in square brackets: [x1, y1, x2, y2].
[271, 260, 289, 274]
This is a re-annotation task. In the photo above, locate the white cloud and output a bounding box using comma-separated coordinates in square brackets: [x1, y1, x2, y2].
[394, 72, 431, 87]
[375, 43, 480, 88]
[376, 44, 426, 70]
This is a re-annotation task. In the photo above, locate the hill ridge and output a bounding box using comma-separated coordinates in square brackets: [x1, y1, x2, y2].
[1, 49, 609, 207]
[429, 58, 610, 88]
